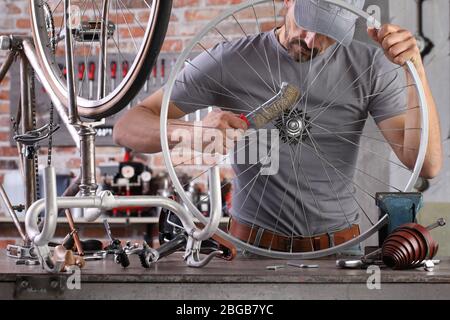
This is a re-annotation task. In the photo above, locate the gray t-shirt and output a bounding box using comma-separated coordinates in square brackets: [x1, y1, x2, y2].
[168, 29, 405, 236]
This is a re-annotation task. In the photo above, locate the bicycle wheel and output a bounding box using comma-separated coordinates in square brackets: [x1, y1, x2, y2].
[30, 0, 172, 119]
[161, 0, 429, 259]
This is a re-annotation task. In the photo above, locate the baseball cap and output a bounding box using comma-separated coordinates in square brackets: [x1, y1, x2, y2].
[294, 0, 365, 47]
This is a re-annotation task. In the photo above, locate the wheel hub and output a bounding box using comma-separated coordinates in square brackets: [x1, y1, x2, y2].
[275, 109, 310, 145]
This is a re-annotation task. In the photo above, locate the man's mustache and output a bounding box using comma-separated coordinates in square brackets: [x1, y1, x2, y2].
[289, 39, 320, 58]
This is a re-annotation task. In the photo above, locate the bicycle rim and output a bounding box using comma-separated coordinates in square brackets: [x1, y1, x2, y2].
[30, 0, 172, 119]
[160, 0, 429, 259]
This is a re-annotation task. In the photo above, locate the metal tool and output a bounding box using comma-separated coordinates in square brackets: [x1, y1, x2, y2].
[77, 62, 85, 96]
[152, 64, 157, 87]
[144, 68, 150, 93]
[88, 61, 95, 100]
[239, 82, 300, 129]
[266, 265, 285, 271]
[110, 60, 117, 91]
[426, 218, 446, 231]
[336, 259, 364, 269]
[103, 218, 130, 268]
[160, 58, 165, 85]
[287, 262, 319, 269]
[122, 60, 131, 109]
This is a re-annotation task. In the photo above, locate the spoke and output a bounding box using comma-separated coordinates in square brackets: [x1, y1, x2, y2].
[171, 100, 250, 114]
[231, 13, 277, 92]
[294, 55, 402, 115]
[309, 119, 421, 154]
[197, 42, 261, 107]
[306, 128, 353, 229]
[312, 127, 422, 136]
[238, 148, 273, 213]
[321, 106, 420, 129]
[176, 80, 242, 101]
[272, 0, 282, 87]
[299, 141, 375, 199]
[190, 146, 274, 209]
[214, 27, 277, 94]
[176, 131, 261, 188]
[117, 0, 146, 31]
[251, 1, 277, 91]
[117, 0, 139, 52]
[143, 0, 153, 10]
[185, 60, 256, 111]
[303, 138, 402, 192]
[292, 19, 358, 118]
[302, 3, 320, 119]
[307, 120, 413, 171]
[286, 141, 316, 249]
[52, 0, 63, 13]
[308, 60, 378, 123]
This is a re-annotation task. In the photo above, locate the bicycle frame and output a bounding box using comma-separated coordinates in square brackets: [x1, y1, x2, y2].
[0, 0, 223, 271]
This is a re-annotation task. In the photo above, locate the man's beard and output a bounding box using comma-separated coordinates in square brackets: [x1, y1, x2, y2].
[284, 20, 320, 62]
[287, 39, 319, 62]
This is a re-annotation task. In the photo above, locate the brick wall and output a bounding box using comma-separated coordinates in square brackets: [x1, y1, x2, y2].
[0, 0, 283, 215]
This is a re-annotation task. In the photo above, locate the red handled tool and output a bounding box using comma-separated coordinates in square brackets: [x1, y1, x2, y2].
[160, 58, 165, 85]
[88, 62, 96, 100]
[78, 62, 85, 96]
[110, 61, 117, 91]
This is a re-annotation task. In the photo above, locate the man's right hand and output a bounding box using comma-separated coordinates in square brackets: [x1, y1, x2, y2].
[170, 109, 249, 155]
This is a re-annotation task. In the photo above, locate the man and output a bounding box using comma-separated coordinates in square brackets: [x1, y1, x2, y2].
[114, 0, 442, 253]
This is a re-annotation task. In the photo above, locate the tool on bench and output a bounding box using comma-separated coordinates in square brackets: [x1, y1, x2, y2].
[239, 82, 300, 129]
[266, 265, 285, 271]
[287, 262, 319, 269]
[103, 219, 130, 268]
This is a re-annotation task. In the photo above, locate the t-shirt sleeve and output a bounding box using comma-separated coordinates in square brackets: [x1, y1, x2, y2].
[164, 42, 226, 115]
[367, 49, 407, 124]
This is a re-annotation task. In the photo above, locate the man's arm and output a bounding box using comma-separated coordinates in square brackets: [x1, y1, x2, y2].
[113, 88, 248, 154]
[113, 89, 186, 153]
[369, 25, 443, 179]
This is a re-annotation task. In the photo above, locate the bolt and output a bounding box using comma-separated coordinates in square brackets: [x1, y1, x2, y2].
[426, 218, 446, 231]
[50, 280, 59, 289]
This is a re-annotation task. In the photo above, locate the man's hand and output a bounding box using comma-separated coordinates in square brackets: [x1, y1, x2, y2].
[173, 109, 248, 155]
[368, 24, 423, 72]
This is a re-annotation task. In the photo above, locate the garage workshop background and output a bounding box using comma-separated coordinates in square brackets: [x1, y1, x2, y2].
[0, 0, 449, 252]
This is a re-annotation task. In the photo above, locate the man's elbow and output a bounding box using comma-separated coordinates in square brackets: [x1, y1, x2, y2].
[420, 158, 443, 180]
[113, 118, 126, 147]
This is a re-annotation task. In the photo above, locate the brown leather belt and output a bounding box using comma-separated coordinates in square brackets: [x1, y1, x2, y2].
[228, 218, 360, 252]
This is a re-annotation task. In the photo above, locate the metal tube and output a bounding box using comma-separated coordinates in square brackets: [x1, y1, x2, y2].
[22, 39, 80, 147]
[0, 184, 28, 242]
[63, 0, 80, 124]
[97, 0, 110, 99]
[25, 193, 204, 246]
[0, 51, 16, 83]
[19, 56, 37, 209]
[78, 125, 98, 196]
[195, 166, 222, 240]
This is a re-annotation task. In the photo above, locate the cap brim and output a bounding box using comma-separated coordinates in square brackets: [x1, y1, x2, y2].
[294, 0, 356, 47]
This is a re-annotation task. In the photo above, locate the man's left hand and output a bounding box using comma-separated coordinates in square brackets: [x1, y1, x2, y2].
[368, 24, 423, 72]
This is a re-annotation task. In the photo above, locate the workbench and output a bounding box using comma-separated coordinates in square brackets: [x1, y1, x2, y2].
[0, 251, 449, 300]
